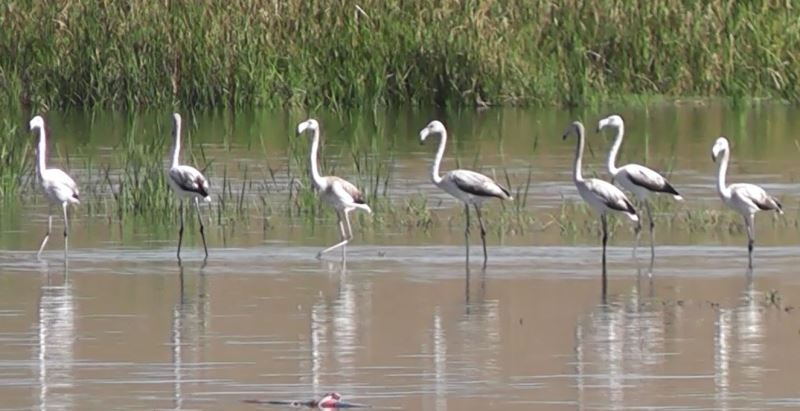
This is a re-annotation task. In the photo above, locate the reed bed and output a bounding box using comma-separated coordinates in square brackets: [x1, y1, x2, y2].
[1, 1, 798, 110]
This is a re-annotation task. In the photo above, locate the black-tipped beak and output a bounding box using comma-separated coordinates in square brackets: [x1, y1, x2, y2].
[596, 127, 601, 133]
[711, 153, 716, 162]
[561, 133, 568, 140]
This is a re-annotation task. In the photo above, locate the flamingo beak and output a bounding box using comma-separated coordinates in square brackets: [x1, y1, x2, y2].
[419, 128, 429, 145]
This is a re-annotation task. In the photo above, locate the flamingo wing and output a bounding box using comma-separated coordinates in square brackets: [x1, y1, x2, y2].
[449, 169, 511, 200]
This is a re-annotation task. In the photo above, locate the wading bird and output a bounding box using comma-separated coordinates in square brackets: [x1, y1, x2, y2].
[419, 120, 512, 266]
[167, 113, 210, 260]
[711, 137, 782, 267]
[297, 119, 372, 259]
[29, 116, 80, 259]
[563, 121, 639, 271]
[598, 114, 682, 257]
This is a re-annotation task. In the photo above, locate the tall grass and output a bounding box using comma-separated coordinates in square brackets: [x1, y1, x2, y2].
[1, 1, 798, 110]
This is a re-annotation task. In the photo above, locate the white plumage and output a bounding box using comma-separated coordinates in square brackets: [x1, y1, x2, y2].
[419, 120, 512, 265]
[30, 116, 80, 259]
[297, 119, 372, 260]
[167, 113, 210, 259]
[563, 121, 638, 269]
[598, 114, 682, 256]
[712, 137, 782, 267]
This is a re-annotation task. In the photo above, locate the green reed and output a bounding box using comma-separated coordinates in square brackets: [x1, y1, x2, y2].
[2, 1, 798, 111]
[0, 119, 31, 197]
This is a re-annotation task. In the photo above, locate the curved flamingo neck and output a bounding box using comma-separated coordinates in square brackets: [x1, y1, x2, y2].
[431, 130, 446, 185]
[607, 124, 624, 176]
[716, 148, 731, 199]
[37, 127, 47, 178]
[171, 122, 181, 168]
[308, 128, 326, 190]
[573, 126, 585, 183]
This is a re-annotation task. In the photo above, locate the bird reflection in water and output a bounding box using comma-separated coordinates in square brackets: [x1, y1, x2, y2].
[714, 266, 765, 411]
[171, 261, 209, 409]
[36, 261, 75, 411]
[574, 258, 671, 409]
[460, 261, 501, 390]
[304, 259, 362, 398]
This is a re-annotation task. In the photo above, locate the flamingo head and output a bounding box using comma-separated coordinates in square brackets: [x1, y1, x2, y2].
[419, 120, 446, 145]
[597, 114, 623, 133]
[29, 115, 45, 132]
[297, 119, 320, 136]
[711, 137, 729, 163]
[562, 121, 585, 140]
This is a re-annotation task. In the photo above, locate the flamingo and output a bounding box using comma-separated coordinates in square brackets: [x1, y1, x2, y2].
[29, 116, 80, 259]
[711, 137, 782, 267]
[167, 113, 210, 260]
[598, 114, 682, 256]
[562, 121, 639, 270]
[296, 119, 372, 259]
[419, 120, 512, 266]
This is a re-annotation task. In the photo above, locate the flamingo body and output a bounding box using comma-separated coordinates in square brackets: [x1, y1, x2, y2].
[168, 113, 210, 259]
[712, 137, 781, 267]
[297, 119, 371, 260]
[419, 120, 511, 265]
[29, 115, 80, 259]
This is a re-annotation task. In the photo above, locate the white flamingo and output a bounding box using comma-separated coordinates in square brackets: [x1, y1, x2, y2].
[711, 137, 782, 267]
[419, 120, 512, 265]
[167, 113, 210, 259]
[29, 116, 80, 259]
[563, 121, 639, 269]
[297, 119, 372, 259]
[598, 114, 682, 256]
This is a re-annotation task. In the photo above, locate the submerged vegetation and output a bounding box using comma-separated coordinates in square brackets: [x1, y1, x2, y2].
[1, 1, 799, 110]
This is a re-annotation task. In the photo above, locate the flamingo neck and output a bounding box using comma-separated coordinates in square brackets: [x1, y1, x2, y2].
[171, 122, 181, 168]
[431, 130, 446, 185]
[573, 127, 585, 183]
[607, 124, 624, 176]
[716, 149, 731, 199]
[308, 128, 325, 190]
[37, 128, 47, 178]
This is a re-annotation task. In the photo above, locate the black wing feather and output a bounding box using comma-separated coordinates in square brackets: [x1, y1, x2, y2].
[754, 196, 782, 212]
[628, 169, 680, 196]
[177, 176, 208, 197]
[453, 177, 510, 200]
[607, 197, 637, 215]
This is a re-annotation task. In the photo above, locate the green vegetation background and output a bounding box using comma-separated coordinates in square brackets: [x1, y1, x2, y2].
[2, 0, 798, 110]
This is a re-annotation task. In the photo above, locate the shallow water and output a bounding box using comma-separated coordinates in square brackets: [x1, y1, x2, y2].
[2, 102, 800, 409]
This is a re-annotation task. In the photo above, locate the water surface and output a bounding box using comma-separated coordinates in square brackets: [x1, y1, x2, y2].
[2, 102, 800, 409]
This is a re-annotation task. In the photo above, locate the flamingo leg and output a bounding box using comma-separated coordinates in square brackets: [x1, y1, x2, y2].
[177, 200, 184, 259]
[473, 204, 488, 266]
[37, 207, 53, 259]
[194, 197, 208, 258]
[601, 214, 609, 296]
[745, 213, 755, 268]
[633, 217, 642, 258]
[464, 203, 471, 260]
[62, 202, 69, 259]
[645, 200, 656, 258]
[318, 211, 349, 259]
[601, 214, 608, 268]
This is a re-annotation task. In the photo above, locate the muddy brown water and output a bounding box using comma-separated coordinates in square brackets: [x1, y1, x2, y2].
[2, 101, 800, 409]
